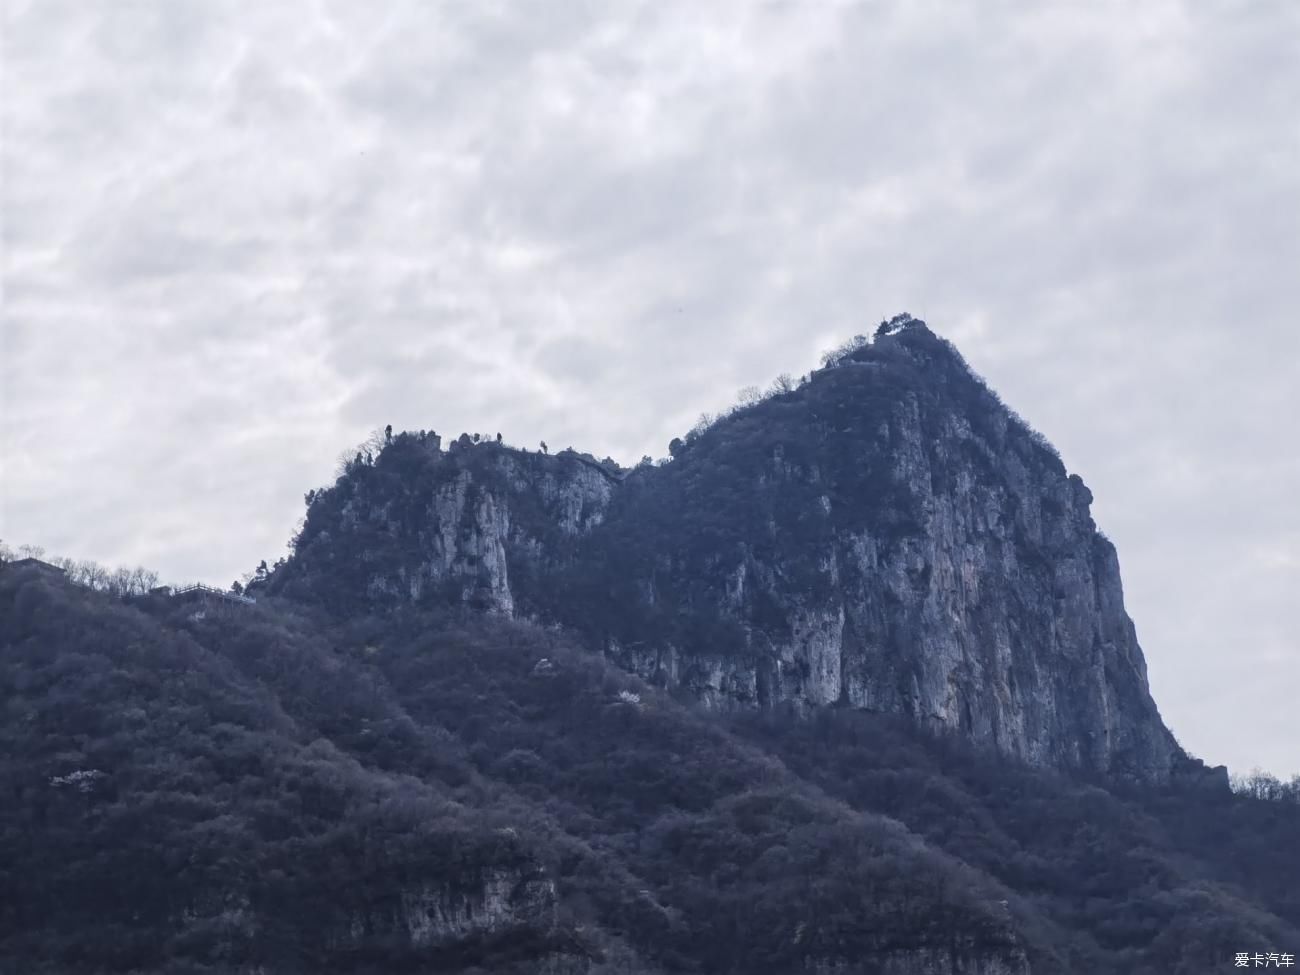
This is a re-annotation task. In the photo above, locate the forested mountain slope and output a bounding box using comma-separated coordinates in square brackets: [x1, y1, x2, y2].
[2, 565, 1296, 974]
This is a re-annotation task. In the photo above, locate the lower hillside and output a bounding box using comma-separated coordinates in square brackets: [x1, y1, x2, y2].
[1, 563, 1296, 973]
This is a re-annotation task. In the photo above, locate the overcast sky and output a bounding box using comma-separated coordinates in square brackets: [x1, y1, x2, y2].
[2, 0, 1296, 778]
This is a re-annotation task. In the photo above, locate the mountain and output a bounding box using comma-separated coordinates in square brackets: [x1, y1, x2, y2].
[3, 316, 1293, 974]
[267, 317, 1210, 785]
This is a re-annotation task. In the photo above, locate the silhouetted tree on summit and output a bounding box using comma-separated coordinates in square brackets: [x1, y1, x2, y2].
[540, 440, 548, 454]
[820, 334, 870, 368]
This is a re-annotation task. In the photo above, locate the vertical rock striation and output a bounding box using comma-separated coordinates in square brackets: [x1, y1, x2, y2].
[327, 864, 559, 952]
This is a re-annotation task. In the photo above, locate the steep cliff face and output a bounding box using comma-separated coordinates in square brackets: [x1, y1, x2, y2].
[589, 325, 1181, 781]
[270, 318, 1190, 782]
[282, 439, 617, 615]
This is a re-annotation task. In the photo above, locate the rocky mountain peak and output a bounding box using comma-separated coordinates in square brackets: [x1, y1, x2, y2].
[259, 320, 1221, 786]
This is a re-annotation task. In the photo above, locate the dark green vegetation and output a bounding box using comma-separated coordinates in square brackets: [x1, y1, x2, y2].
[2, 564, 1297, 974]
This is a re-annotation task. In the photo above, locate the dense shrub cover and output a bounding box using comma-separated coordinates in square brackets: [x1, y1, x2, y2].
[1, 565, 1296, 973]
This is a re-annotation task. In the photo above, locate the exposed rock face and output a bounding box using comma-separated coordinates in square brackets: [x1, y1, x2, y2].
[276, 318, 1197, 783]
[329, 864, 558, 951]
[169, 850, 567, 965]
[288, 441, 618, 616]
[399, 445, 612, 610]
[608, 366, 1178, 780]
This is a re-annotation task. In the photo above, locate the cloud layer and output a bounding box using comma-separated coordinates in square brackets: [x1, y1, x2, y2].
[3, 0, 1296, 777]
